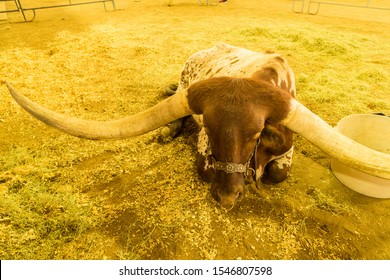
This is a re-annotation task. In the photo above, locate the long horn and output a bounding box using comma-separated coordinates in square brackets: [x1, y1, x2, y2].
[282, 99, 390, 180]
[6, 82, 193, 140]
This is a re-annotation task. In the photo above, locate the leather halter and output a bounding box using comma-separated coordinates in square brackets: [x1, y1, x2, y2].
[210, 137, 261, 180]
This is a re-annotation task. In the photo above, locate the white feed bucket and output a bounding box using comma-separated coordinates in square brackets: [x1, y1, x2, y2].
[331, 114, 390, 198]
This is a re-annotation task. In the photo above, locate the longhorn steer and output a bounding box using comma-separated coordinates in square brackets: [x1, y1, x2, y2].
[169, 44, 296, 208]
[6, 43, 390, 209]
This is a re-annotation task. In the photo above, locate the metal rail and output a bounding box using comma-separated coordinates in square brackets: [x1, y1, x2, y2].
[292, 0, 305, 13]
[198, 0, 219, 5]
[0, 0, 116, 22]
[308, 0, 390, 15]
[292, 0, 390, 15]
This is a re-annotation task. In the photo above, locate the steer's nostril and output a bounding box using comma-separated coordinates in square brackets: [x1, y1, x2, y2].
[212, 188, 221, 203]
[216, 190, 244, 210]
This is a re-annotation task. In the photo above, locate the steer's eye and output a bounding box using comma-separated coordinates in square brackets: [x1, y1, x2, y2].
[246, 132, 260, 142]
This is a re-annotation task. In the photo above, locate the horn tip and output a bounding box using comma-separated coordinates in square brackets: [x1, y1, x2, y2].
[4, 81, 13, 91]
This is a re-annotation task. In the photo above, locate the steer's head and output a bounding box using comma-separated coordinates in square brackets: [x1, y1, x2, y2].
[187, 77, 291, 208]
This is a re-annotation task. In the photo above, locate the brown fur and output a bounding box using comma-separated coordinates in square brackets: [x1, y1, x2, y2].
[187, 76, 292, 123]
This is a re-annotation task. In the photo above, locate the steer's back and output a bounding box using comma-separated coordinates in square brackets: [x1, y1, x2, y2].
[177, 43, 296, 97]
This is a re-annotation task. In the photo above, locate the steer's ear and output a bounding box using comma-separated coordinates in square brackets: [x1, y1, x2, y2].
[260, 123, 286, 149]
[187, 76, 236, 114]
[187, 79, 214, 114]
[187, 88, 205, 115]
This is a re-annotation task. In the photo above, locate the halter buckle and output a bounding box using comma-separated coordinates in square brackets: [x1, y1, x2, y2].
[213, 160, 247, 174]
[210, 136, 261, 178]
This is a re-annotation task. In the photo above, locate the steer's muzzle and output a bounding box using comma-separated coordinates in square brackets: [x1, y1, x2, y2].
[211, 173, 245, 209]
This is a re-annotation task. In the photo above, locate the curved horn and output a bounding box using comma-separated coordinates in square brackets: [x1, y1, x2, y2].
[6, 82, 193, 140]
[282, 99, 390, 180]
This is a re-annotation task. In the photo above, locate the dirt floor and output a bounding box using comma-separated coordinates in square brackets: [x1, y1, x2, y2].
[0, 0, 390, 259]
